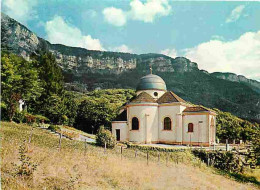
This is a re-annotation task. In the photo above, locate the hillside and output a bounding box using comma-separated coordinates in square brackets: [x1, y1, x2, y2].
[1, 122, 259, 190]
[1, 12, 260, 122]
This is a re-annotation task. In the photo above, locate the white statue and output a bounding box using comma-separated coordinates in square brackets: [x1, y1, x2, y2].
[19, 99, 25, 112]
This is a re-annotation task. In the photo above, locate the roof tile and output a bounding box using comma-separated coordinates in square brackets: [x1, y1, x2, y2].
[130, 92, 156, 103]
[157, 91, 186, 104]
[183, 106, 211, 112]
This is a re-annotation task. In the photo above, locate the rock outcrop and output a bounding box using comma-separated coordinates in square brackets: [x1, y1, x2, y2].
[212, 72, 260, 93]
[1, 13, 199, 75]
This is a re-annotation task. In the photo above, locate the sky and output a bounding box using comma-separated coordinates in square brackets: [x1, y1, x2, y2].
[1, 0, 260, 81]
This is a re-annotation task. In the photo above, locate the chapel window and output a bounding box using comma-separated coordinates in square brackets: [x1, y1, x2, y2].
[164, 117, 172, 130]
[132, 117, 139, 130]
[188, 123, 194, 132]
[154, 92, 158, 97]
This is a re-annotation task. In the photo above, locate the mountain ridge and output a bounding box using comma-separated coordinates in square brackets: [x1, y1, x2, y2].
[1, 13, 260, 87]
[1, 12, 260, 122]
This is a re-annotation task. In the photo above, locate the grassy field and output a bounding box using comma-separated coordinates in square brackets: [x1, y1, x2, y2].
[1, 122, 259, 190]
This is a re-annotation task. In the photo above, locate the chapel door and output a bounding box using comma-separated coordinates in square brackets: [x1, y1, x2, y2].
[116, 129, 120, 141]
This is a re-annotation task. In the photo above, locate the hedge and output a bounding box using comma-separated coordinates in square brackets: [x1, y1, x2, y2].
[192, 149, 244, 173]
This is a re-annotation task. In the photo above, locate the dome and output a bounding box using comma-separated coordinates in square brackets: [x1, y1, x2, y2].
[136, 74, 167, 91]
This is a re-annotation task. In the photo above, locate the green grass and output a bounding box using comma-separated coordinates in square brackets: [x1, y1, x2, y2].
[61, 125, 96, 139]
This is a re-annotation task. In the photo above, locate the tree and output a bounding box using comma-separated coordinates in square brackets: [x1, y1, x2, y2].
[75, 89, 135, 133]
[32, 52, 64, 97]
[40, 95, 66, 124]
[63, 91, 79, 126]
[1, 52, 42, 121]
[30, 52, 65, 123]
[215, 109, 243, 142]
[251, 123, 260, 166]
[96, 126, 116, 148]
[75, 97, 116, 133]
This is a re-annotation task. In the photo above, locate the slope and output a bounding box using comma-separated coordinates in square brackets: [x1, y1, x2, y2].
[1, 122, 258, 190]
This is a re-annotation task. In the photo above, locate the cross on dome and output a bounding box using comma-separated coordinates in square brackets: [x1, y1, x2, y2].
[149, 65, 152, 74]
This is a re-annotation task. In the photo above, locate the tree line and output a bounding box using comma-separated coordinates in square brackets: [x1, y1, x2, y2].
[1, 50, 135, 133]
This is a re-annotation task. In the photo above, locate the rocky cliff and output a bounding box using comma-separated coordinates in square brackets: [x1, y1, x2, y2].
[1, 12, 260, 122]
[211, 72, 260, 93]
[1, 13, 199, 75]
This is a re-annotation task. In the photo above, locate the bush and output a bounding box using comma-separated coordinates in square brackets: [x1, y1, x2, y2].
[127, 143, 186, 152]
[48, 125, 61, 132]
[0, 102, 8, 121]
[96, 126, 116, 149]
[192, 149, 244, 173]
[13, 141, 37, 177]
[34, 115, 49, 123]
[24, 113, 36, 124]
[13, 111, 26, 123]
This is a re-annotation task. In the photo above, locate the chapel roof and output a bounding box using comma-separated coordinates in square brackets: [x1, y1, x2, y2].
[136, 74, 167, 91]
[130, 92, 156, 103]
[157, 91, 186, 104]
[113, 109, 127, 121]
[183, 106, 212, 112]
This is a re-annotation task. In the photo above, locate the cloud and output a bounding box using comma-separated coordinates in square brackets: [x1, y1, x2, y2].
[45, 15, 105, 51]
[103, 0, 171, 27]
[226, 5, 245, 23]
[129, 0, 171, 23]
[103, 7, 127, 27]
[2, 0, 38, 24]
[160, 48, 177, 58]
[184, 31, 260, 81]
[110, 45, 133, 53]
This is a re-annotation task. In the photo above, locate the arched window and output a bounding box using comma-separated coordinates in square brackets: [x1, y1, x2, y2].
[164, 117, 172, 130]
[188, 123, 194, 132]
[132, 117, 139, 130]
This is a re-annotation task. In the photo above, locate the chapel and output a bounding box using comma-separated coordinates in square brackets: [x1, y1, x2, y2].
[112, 70, 217, 147]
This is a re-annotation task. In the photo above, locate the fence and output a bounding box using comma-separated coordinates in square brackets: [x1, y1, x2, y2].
[26, 127, 253, 173]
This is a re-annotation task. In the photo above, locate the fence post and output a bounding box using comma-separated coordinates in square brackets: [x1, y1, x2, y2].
[176, 155, 179, 165]
[226, 143, 229, 151]
[166, 152, 169, 167]
[135, 149, 137, 158]
[84, 139, 87, 155]
[28, 126, 34, 144]
[59, 133, 62, 151]
[207, 155, 210, 166]
[121, 146, 123, 160]
[158, 151, 160, 164]
[104, 141, 107, 153]
[146, 151, 149, 166]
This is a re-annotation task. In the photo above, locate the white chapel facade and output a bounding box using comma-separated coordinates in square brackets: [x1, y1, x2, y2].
[112, 71, 217, 147]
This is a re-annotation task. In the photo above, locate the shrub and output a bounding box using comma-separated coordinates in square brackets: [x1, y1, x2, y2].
[13, 111, 26, 123]
[34, 115, 49, 124]
[48, 125, 61, 132]
[13, 141, 37, 177]
[192, 149, 244, 173]
[24, 113, 36, 124]
[127, 142, 186, 152]
[96, 126, 116, 148]
[0, 102, 8, 121]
